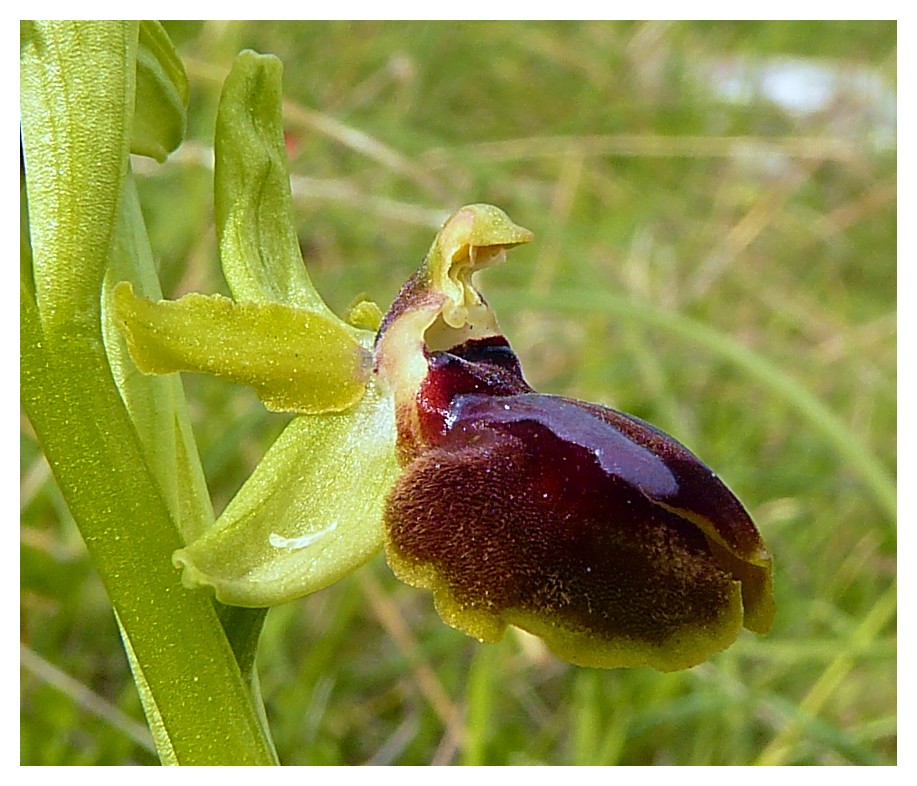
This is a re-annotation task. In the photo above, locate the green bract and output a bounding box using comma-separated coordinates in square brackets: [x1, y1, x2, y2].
[133, 21, 189, 162]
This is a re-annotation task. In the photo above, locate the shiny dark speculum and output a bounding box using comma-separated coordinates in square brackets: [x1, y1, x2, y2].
[419, 337, 759, 552]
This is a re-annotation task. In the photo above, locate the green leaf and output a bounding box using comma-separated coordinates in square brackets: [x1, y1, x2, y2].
[174, 382, 400, 607]
[132, 20, 189, 161]
[20, 175, 34, 300]
[114, 282, 372, 414]
[20, 20, 135, 333]
[214, 49, 347, 324]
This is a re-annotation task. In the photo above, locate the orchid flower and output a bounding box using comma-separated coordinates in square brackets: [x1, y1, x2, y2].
[115, 50, 774, 673]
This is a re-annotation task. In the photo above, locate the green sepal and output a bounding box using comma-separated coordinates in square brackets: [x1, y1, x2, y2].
[113, 282, 372, 414]
[174, 382, 400, 607]
[214, 49, 345, 326]
[131, 20, 189, 162]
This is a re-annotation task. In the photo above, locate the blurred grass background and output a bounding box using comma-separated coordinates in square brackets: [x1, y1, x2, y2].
[21, 21, 896, 765]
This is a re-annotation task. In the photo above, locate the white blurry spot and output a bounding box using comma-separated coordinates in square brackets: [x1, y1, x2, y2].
[269, 522, 338, 551]
[714, 59, 838, 114]
[708, 55, 895, 150]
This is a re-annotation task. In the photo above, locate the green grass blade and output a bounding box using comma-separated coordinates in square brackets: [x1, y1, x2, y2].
[462, 643, 497, 765]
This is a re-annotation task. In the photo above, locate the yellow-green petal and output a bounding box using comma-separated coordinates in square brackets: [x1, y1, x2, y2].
[345, 296, 384, 332]
[113, 282, 370, 414]
[174, 381, 400, 607]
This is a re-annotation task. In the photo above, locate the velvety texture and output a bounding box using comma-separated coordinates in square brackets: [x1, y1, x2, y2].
[384, 337, 774, 670]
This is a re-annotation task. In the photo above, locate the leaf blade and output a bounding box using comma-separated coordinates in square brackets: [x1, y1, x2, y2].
[21, 287, 277, 765]
[21, 22, 277, 764]
[20, 20, 135, 333]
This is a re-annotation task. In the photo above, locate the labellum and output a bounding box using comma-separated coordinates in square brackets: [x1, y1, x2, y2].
[375, 204, 775, 672]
